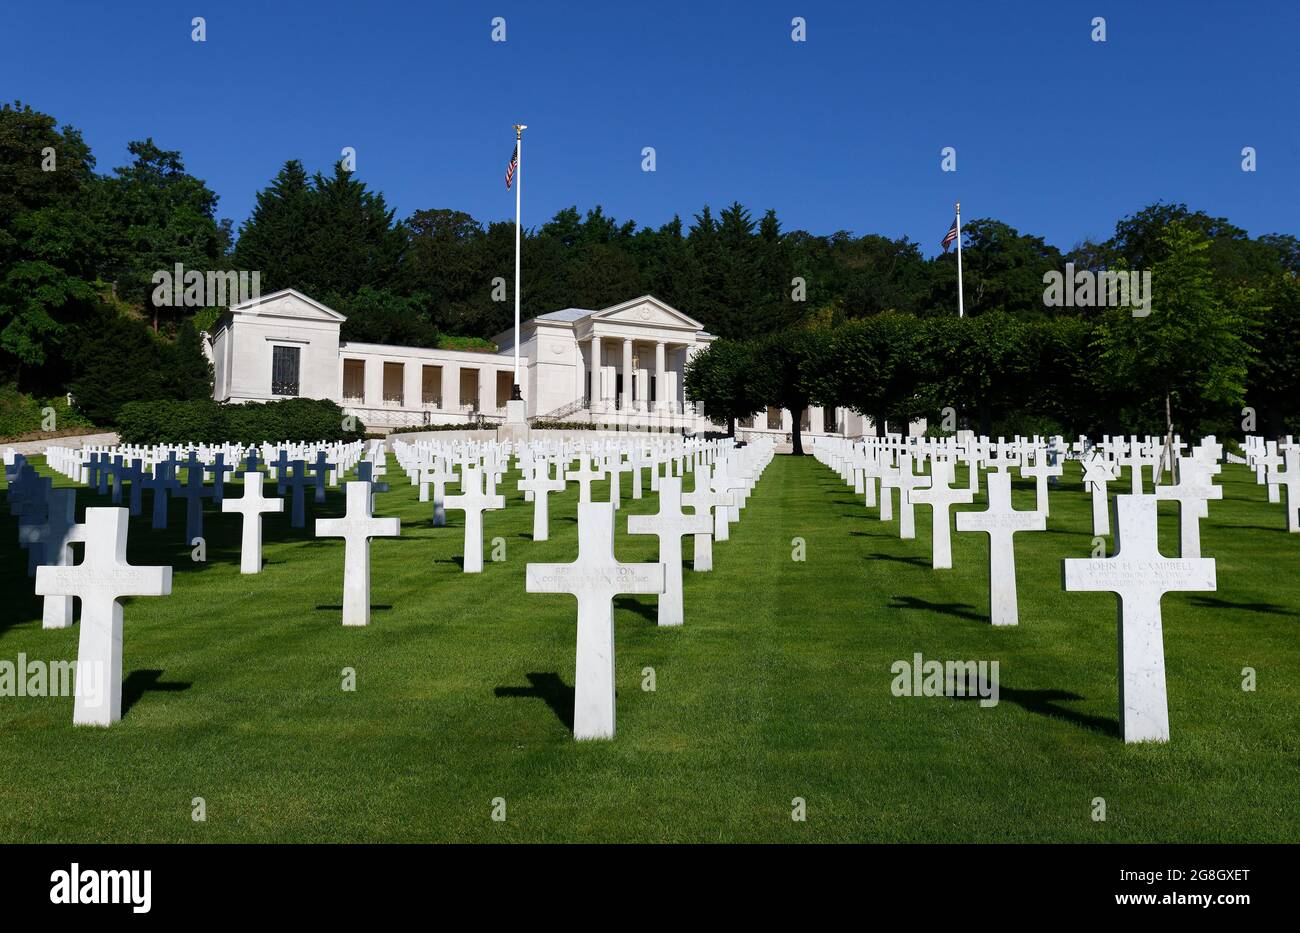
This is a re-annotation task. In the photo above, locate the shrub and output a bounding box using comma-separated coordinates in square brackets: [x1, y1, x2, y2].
[530, 420, 597, 431]
[116, 398, 365, 445]
[0, 385, 96, 439]
[437, 335, 497, 352]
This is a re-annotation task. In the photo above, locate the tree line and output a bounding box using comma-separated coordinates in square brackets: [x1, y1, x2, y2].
[1, 100, 1296, 437]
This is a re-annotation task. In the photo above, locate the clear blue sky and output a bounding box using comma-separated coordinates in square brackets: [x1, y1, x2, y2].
[3, 0, 1296, 255]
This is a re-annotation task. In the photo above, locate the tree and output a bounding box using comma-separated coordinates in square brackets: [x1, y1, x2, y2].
[97, 139, 229, 331]
[1245, 275, 1300, 437]
[1093, 222, 1255, 438]
[233, 160, 406, 302]
[230, 160, 316, 291]
[932, 219, 1062, 317]
[747, 328, 829, 454]
[0, 103, 103, 385]
[808, 314, 926, 436]
[683, 338, 763, 436]
[924, 311, 1031, 435]
[339, 287, 439, 347]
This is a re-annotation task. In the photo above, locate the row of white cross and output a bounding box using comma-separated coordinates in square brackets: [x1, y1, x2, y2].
[810, 431, 1294, 745]
[5, 435, 774, 740]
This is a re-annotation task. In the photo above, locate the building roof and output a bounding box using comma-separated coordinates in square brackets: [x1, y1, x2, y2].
[534, 307, 595, 323]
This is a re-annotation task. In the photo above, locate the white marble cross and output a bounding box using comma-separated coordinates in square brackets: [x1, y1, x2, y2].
[909, 461, 973, 569]
[1153, 457, 1222, 558]
[315, 481, 400, 626]
[566, 456, 605, 504]
[605, 454, 631, 510]
[1062, 495, 1216, 743]
[34, 508, 172, 726]
[19, 487, 84, 628]
[1267, 447, 1300, 532]
[419, 460, 456, 527]
[444, 466, 504, 573]
[1081, 453, 1117, 536]
[889, 454, 930, 539]
[955, 471, 1045, 625]
[1256, 442, 1283, 503]
[525, 501, 664, 740]
[517, 462, 565, 542]
[1116, 443, 1149, 495]
[1020, 448, 1062, 515]
[222, 472, 284, 573]
[627, 476, 711, 626]
[681, 466, 728, 571]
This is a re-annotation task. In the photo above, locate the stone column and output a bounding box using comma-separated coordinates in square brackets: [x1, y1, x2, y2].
[589, 337, 600, 410]
[442, 362, 461, 413]
[481, 367, 498, 414]
[403, 361, 421, 413]
[655, 341, 666, 413]
[621, 338, 633, 411]
[363, 358, 383, 408]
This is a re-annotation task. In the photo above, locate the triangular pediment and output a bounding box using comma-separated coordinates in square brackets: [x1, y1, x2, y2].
[590, 295, 702, 331]
[231, 288, 347, 323]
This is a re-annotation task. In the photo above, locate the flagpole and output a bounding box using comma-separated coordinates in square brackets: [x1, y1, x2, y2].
[512, 123, 527, 400]
[955, 201, 964, 319]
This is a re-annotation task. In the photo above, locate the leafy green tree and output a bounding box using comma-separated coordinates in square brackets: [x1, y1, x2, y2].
[0, 103, 103, 384]
[924, 311, 1031, 435]
[747, 328, 830, 454]
[97, 139, 230, 330]
[339, 287, 439, 347]
[1093, 222, 1255, 437]
[1245, 275, 1300, 437]
[683, 338, 763, 436]
[808, 314, 926, 436]
[932, 219, 1062, 317]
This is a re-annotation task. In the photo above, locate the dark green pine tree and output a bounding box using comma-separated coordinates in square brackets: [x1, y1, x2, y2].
[306, 162, 406, 300]
[232, 160, 316, 293]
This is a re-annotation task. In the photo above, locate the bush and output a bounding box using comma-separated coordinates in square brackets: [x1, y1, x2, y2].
[116, 398, 365, 445]
[386, 422, 493, 433]
[438, 335, 496, 352]
[530, 420, 597, 431]
[66, 310, 214, 426]
[0, 385, 96, 439]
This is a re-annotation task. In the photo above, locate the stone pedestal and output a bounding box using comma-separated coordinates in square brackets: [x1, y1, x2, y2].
[498, 398, 530, 442]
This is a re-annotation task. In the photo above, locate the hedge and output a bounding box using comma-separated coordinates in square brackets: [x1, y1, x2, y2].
[116, 398, 366, 445]
[0, 386, 96, 439]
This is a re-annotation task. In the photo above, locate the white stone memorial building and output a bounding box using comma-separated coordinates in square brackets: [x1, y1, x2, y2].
[205, 288, 869, 439]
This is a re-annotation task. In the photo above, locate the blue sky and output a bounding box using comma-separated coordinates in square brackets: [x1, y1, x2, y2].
[3, 0, 1296, 254]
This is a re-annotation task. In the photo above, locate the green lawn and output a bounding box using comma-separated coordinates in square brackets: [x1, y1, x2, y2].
[0, 453, 1296, 842]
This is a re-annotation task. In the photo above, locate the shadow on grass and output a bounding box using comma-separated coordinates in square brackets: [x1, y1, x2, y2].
[495, 672, 575, 733]
[889, 595, 985, 621]
[315, 604, 392, 611]
[122, 669, 192, 717]
[1187, 595, 1299, 616]
[614, 595, 658, 624]
[952, 686, 1120, 738]
[871, 553, 931, 568]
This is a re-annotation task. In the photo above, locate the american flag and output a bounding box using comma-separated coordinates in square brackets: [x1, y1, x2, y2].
[941, 217, 959, 252]
[505, 145, 518, 189]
